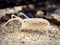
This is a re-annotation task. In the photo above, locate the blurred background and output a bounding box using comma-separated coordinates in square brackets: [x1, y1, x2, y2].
[0, 0, 60, 25]
[0, 0, 60, 9]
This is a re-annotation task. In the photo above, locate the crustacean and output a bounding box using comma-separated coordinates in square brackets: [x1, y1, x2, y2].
[1, 12, 51, 35]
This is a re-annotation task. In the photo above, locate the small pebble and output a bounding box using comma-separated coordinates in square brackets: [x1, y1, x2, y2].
[35, 10, 45, 18]
[47, 14, 60, 25]
[1, 16, 10, 22]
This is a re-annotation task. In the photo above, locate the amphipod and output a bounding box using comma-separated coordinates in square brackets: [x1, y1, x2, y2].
[1, 13, 51, 34]
[21, 18, 51, 31]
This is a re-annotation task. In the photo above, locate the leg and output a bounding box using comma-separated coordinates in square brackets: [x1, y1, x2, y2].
[46, 30, 49, 36]
[45, 30, 49, 45]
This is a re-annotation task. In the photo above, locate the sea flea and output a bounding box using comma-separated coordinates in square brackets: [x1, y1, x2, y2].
[1, 12, 51, 35]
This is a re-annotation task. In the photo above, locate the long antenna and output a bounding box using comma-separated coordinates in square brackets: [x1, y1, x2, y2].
[18, 12, 29, 18]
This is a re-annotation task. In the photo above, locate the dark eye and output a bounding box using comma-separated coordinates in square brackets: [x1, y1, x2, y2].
[24, 21, 25, 23]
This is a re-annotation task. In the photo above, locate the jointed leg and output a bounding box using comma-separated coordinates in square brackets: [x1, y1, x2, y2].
[46, 30, 49, 36]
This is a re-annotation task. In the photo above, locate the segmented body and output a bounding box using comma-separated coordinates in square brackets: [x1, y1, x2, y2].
[1, 13, 51, 34]
[21, 18, 50, 31]
[2, 17, 51, 32]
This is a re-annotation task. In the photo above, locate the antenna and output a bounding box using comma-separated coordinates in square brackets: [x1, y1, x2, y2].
[18, 12, 29, 18]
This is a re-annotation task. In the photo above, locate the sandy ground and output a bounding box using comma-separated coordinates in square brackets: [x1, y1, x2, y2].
[0, 6, 60, 45]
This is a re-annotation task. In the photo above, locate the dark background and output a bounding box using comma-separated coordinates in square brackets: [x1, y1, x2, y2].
[0, 0, 60, 9]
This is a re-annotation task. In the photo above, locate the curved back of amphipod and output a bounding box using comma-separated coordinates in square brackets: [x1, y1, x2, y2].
[1, 14, 51, 33]
[21, 18, 51, 31]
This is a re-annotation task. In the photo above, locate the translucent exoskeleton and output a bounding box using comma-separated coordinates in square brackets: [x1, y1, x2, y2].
[1, 12, 51, 37]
